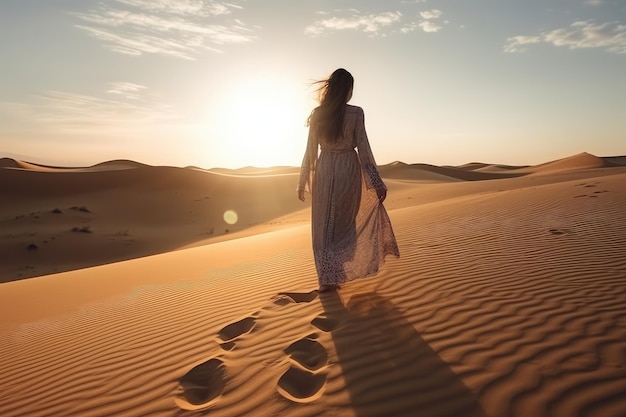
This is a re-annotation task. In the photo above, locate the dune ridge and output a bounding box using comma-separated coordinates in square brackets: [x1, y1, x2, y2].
[529, 152, 616, 174]
[0, 165, 624, 417]
[0, 157, 149, 171]
[378, 161, 525, 182]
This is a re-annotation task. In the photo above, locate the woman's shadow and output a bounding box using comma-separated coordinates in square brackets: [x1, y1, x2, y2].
[318, 290, 486, 417]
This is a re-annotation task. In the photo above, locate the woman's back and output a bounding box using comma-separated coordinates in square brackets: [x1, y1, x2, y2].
[312, 105, 364, 152]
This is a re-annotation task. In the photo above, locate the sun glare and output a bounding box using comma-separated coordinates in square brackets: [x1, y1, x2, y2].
[223, 210, 238, 225]
[208, 77, 310, 168]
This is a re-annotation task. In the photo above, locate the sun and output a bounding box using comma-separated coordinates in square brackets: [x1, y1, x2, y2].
[208, 77, 311, 168]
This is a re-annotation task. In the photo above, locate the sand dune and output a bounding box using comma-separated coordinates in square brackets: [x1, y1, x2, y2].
[454, 162, 528, 172]
[530, 152, 615, 174]
[89, 159, 152, 171]
[604, 156, 626, 166]
[0, 162, 306, 282]
[0, 157, 20, 168]
[474, 164, 529, 173]
[0, 153, 625, 417]
[378, 161, 525, 182]
[0, 158, 61, 171]
[0, 158, 150, 172]
[454, 162, 491, 171]
[210, 166, 301, 176]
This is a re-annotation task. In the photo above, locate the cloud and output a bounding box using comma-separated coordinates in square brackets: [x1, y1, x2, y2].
[505, 21, 626, 54]
[305, 6, 448, 37]
[106, 82, 149, 100]
[503, 35, 542, 53]
[585, 0, 603, 6]
[419, 20, 442, 33]
[305, 10, 402, 36]
[73, 0, 254, 59]
[401, 8, 444, 33]
[0, 83, 180, 137]
[419, 9, 442, 20]
[115, 0, 231, 16]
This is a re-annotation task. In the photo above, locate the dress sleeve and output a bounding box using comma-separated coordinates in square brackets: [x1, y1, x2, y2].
[355, 107, 386, 191]
[297, 122, 318, 193]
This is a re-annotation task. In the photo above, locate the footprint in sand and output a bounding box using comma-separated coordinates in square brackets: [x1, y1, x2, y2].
[274, 290, 319, 304]
[175, 358, 226, 411]
[177, 291, 332, 409]
[277, 366, 327, 403]
[548, 228, 572, 236]
[588, 189, 610, 197]
[277, 335, 328, 403]
[176, 315, 257, 410]
[218, 316, 256, 344]
[576, 182, 601, 188]
[311, 314, 340, 332]
[270, 291, 332, 403]
[285, 335, 328, 371]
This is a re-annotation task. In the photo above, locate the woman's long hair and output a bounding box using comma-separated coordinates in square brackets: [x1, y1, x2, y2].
[308, 68, 354, 143]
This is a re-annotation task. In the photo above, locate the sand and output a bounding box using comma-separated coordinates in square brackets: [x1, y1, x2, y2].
[0, 152, 625, 417]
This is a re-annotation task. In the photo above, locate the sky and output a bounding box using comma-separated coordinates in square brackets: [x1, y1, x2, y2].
[0, 0, 624, 169]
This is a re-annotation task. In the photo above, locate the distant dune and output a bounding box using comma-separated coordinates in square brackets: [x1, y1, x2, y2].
[453, 162, 490, 171]
[0, 158, 58, 171]
[90, 159, 151, 171]
[0, 157, 20, 168]
[530, 151, 616, 173]
[378, 161, 526, 182]
[0, 158, 152, 172]
[605, 155, 626, 166]
[210, 166, 300, 176]
[453, 162, 528, 172]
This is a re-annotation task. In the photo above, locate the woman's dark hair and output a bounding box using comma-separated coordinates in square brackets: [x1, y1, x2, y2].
[309, 68, 354, 142]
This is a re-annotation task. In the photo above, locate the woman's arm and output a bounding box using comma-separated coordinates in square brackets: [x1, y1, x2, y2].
[355, 107, 387, 201]
[297, 123, 318, 200]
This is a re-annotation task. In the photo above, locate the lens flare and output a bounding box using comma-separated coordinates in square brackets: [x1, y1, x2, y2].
[223, 210, 238, 225]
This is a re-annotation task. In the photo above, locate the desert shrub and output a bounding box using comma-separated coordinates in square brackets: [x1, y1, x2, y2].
[70, 206, 91, 213]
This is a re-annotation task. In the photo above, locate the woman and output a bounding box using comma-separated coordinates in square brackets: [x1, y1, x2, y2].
[298, 68, 399, 292]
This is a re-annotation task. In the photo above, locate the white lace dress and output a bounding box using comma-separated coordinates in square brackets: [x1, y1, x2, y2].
[298, 104, 399, 286]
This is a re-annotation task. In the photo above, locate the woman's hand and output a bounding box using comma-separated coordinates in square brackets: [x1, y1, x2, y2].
[376, 188, 387, 203]
[298, 189, 306, 202]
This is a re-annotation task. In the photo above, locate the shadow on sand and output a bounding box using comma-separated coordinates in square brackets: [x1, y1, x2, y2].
[318, 290, 487, 417]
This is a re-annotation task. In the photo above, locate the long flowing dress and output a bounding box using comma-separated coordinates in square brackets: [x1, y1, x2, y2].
[298, 104, 400, 286]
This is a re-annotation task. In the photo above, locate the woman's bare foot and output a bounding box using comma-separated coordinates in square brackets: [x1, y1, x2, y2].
[318, 285, 340, 292]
